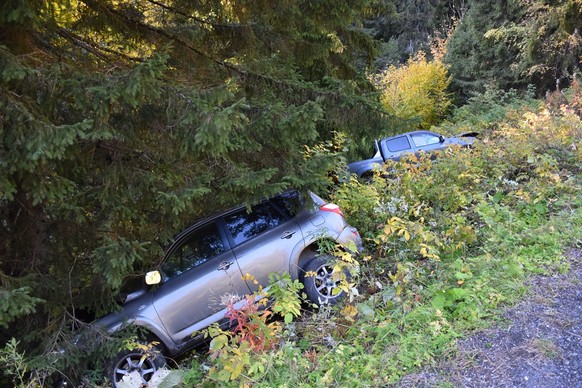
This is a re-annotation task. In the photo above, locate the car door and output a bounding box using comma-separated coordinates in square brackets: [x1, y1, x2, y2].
[410, 132, 447, 154]
[151, 221, 250, 344]
[224, 200, 303, 293]
[380, 135, 413, 160]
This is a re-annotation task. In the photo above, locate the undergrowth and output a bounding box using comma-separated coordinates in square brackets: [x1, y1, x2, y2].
[193, 85, 580, 386]
[2, 87, 581, 387]
[133, 86, 581, 387]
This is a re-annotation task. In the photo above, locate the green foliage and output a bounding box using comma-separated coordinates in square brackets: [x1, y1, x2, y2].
[443, 85, 540, 135]
[181, 357, 205, 386]
[446, 0, 582, 97]
[331, 176, 383, 238]
[91, 238, 150, 290]
[363, 0, 464, 66]
[0, 1, 37, 26]
[0, 337, 61, 387]
[0, 284, 44, 329]
[267, 273, 304, 324]
[0, 339, 32, 387]
[208, 332, 252, 383]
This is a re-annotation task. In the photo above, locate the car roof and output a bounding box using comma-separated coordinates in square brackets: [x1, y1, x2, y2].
[380, 130, 440, 140]
[163, 189, 304, 257]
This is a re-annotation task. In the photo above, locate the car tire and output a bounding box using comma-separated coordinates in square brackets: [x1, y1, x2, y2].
[301, 255, 347, 306]
[106, 347, 165, 387]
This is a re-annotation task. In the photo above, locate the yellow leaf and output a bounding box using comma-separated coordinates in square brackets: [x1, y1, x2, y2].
[341, 304, 358, 318]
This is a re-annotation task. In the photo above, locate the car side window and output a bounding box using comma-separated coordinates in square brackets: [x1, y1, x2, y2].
[269, 191, 302, 217]
[385, 136, 411, 152]
[163, 222, 225, 279]
[411, 133, 441, 147]
[225, 202, 287, 246]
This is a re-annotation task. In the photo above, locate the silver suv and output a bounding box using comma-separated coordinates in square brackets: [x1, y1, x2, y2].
[95, 190, 362, 386]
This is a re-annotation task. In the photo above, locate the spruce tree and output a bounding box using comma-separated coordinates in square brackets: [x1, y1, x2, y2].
[0, 0, 386, 365]
[445, 0, 581, 97]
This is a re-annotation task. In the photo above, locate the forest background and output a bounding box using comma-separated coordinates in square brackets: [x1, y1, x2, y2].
[0, 0, 581, 386]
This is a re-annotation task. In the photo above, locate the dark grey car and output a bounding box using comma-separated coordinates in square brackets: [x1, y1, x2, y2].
[95, 190, 362, 386]
[348, 130, 478, 178]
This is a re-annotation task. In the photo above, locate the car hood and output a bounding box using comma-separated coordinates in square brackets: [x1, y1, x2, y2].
[443, 134, 475, 148]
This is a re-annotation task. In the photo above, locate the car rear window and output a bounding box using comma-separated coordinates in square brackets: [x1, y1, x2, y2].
[269, 190, 303, 217]
[225, 202, 288, 245]
[385, 136, 411, 152]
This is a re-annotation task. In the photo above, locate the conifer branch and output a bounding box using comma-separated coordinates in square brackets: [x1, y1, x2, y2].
[145, 0, 249, 30]
[77, 0, 385, 116]
[55, 27, 142, 63]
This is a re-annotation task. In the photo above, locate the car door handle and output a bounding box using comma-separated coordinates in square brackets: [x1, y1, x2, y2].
[217, 261, 234, 271]
[281, 231, 296, 239]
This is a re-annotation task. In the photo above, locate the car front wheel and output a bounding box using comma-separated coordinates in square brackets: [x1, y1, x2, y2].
[106, 347, 165, 387]
[301, 256, 347, 306]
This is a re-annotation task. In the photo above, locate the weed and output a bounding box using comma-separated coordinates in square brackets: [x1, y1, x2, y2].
[528, 338, 561, 359]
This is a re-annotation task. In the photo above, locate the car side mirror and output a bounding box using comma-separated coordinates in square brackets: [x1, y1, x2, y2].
[145, 270, 162, 285]
[439, 135, 445, 143]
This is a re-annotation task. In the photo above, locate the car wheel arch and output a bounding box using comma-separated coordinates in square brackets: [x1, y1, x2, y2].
[358, 164, 381, 178]
[290, 237, 340, 281]
[360, 171, 377, 182]
[110, 316, 177, 357]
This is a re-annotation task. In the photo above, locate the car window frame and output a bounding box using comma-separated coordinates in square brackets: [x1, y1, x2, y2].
[160, 219, 231, 281]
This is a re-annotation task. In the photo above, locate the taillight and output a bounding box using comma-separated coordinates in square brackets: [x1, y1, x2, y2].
[319, 203, 344, 218]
